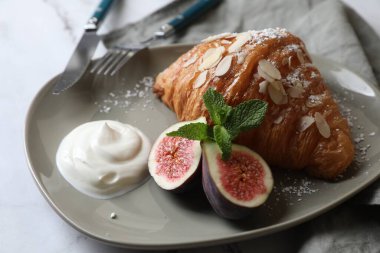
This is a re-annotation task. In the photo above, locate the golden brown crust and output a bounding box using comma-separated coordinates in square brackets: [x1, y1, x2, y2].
[153, 28, 355, 180]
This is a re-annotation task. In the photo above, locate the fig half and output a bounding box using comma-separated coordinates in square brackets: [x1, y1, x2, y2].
[148, 117, 206, 191]
[202, 143, 273, 219]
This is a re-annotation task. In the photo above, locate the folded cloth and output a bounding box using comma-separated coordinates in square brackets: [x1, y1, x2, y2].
[102, 0, 380, 252]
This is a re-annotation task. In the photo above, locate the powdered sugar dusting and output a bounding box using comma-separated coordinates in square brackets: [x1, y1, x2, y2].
[269, 173, 319, 207]
[285, 66, 311, 88]
[334, 89, 377, 164]
[248, 28, 288, 45]
[95, 76, 154, 114]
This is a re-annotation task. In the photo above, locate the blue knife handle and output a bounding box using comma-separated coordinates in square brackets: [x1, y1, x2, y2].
[85, 0, 114, 31]
[158, 0, 222, 38]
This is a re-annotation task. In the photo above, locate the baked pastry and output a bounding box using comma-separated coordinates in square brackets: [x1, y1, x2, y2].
[153, 28, 354, 180]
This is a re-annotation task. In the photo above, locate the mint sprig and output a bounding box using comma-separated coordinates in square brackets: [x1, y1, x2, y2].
[224, 99, 268, 139]
[203, 88, 232, 125]
[166, 88, 268, 160]
[213, 125, 232, 160]
[166, 122, 214, 141]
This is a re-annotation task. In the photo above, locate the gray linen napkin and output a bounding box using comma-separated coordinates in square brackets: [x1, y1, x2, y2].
[101, 1, 380, 252]
[105, 0, 380, 205]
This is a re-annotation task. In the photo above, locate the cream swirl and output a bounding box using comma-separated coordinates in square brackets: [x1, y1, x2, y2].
[56, 120, 151, 199]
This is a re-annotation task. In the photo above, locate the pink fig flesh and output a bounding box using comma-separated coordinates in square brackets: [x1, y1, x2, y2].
[148, 117, 206, 191]
[202, 143, 273, 219]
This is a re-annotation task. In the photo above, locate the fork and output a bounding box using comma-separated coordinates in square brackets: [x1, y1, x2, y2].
[90, 0, 222, 76]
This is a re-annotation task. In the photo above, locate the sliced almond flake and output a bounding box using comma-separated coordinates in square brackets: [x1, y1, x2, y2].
[221, 40, 232, 44]
[193, 70, 208, 89]
[215, 55, 233, 77]
[203, 47, 217, 59]
[202, 32, 232, 43]
[268, 81, 288, 105]
[237, 51, 247, 64]
[183, 55, 197, 68]
[288, 56, 293, 69]
[297, 50, 305, 65]
[276, 81, 287, 96]
[292, 80, 303, 88]
[274, 115, 284, 124]
[288, 86, 304, 98]
[298, 116, 315, 132]
[259, 80, 268, 94]
[228, 32, 251, 53]
[257, 65, 274, 82]
[258, 59, 281, 80]
[198, 47, 225, 71]
[315, 112, 331, 138]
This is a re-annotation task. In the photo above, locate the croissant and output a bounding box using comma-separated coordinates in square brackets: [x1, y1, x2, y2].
[153, 28, 354, 180]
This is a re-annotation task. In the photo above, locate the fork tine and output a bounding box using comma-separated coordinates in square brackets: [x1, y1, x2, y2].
[97, 50, 120, 75]
[103, 49, 129, 76]
[110, 50, 136, 76]
[91, 51, 112, 73]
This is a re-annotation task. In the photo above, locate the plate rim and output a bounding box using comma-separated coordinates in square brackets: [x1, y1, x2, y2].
[24, 43, 380, 250]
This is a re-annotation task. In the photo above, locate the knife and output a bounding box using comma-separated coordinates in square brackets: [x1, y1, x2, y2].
[53, 0, 114, 94]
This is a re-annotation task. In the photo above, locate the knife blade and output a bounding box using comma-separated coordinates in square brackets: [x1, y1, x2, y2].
[53, 0, 114, 94]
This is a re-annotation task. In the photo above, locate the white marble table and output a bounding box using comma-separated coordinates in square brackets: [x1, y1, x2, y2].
[1, 0, 379, 252]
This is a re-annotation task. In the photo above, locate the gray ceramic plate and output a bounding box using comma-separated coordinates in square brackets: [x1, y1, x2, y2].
[25, 44, 380, 250]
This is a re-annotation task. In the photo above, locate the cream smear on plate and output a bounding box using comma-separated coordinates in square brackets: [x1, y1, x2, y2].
[56, 120, 151, 199]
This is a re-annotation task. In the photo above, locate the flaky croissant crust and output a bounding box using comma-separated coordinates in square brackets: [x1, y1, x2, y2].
[154, 28, 354, 180]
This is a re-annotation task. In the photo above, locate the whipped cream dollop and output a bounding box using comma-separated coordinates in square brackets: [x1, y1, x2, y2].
[56, 120, 151, 199]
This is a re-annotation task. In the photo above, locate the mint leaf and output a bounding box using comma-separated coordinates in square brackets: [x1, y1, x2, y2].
[225, 100, 268, 138]
[213, 125, 232, 160]
[167, 123, 213, 141]
[203, 88, 232, 125]
[167, 89, 268, 161]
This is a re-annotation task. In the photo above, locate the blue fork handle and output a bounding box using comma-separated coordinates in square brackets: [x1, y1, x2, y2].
[158, 0, 222, 37]
[85, 0, 115, 31]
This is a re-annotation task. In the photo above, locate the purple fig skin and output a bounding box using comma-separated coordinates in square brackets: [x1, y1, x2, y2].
[202, 154, 253, 219]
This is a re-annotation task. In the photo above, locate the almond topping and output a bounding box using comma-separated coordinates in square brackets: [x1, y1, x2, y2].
[288, 56, 293, 69]
[314, 112, 331, 138]
[215, 55, 233, 77]
[292, 80, 303, 88]
[237, 51, 247, 64]
[228, 32, 251, 53]
[258, 80, 268, 94]
[288, 86, 304, 98]
[183, 55, 197, 68]
[202, 32, 232, 43]
[221, 40, 232, 45]
[268, 81, 288, 105]
[297, 50, 305, 65]
[199, 47, 225, 71]
[298, 116, 315, 132]
[258, 66, 274, 82]
[258, 59, 281, 80]
[193, 70, 208, 89]
[274, 115, 284, 124]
